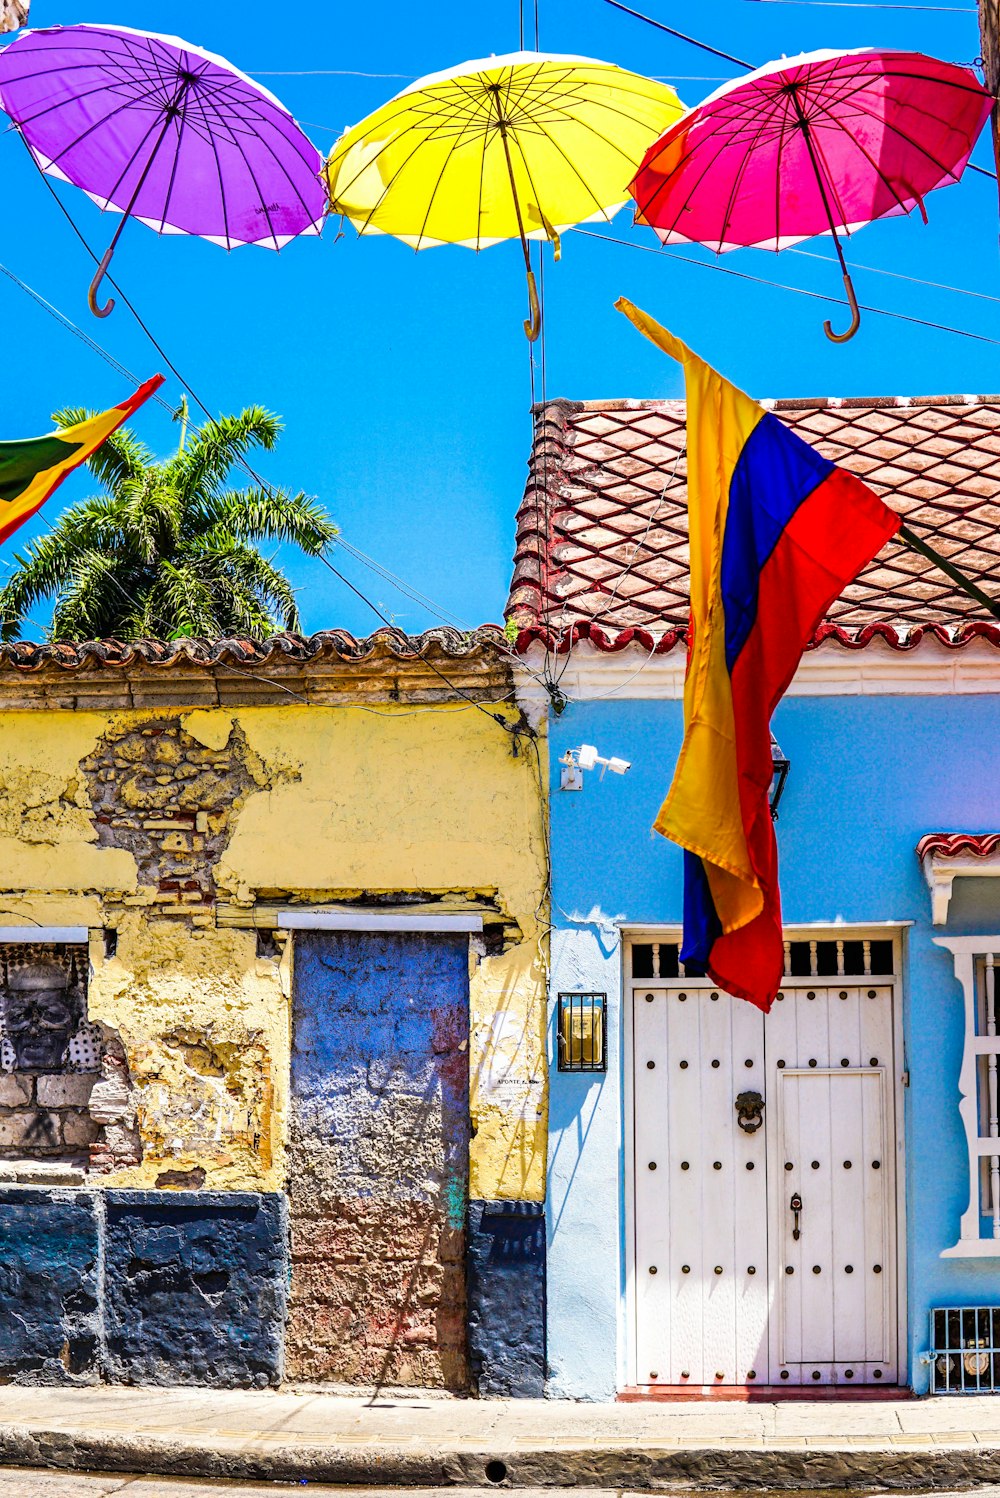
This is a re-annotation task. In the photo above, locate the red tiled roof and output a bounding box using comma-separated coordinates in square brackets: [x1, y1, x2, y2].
[507, 395, 1000, 651]
[0, 626, 505, 673]
[916, 832, 1000, 861]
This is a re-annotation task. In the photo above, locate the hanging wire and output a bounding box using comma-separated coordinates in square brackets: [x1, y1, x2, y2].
[0, 260, 176, 414]
[18, 146, 552, 731]
[746, 1, 975, 9]
[602, 0, 754, 69]
[572, 227, 1000, 345]
[788, 244, 1000, 305]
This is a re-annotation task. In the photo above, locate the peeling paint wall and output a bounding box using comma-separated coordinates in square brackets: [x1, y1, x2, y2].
[288, 930, 469, 1387]
[0, 700, 548, 1207]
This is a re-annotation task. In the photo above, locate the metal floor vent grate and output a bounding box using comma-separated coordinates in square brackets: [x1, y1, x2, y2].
[929, 1308, 1000, 1392]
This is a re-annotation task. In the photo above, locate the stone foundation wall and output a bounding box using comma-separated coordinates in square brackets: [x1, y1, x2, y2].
[0, 1187, 286, 1387]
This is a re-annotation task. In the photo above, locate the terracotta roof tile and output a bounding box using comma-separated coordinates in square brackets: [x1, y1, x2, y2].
[507, 395, 1000, 650]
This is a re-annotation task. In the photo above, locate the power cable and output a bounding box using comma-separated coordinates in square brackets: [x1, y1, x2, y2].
[316, 553, 526, 738]
[601, 0, 754, 69]
[19, 162, 531, 736]
[0, 260, 176, 414]
[788, 244, 1000, 306]
[572, 227, 1000, 345]
[2, 183, 552, 702]
[746, 0, 974, 9]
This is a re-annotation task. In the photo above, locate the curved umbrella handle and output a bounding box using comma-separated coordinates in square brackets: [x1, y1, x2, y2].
[88, 245, 116, 319]
[524, 267, 541, 343]
[824, 271, 860, 344]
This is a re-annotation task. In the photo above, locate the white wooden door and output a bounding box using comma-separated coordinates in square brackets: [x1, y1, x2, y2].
[633, 985, 769, 1386]
[631, 981, 899, 1388]
[766, 983, 898, 1386]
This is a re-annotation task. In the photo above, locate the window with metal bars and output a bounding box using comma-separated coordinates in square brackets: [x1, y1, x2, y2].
[557, 993, 607, 1072]
[631, 937, 894, 981]
[929, 1308, 1000, 1393]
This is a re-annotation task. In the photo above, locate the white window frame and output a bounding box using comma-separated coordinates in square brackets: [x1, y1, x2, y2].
[936, 937, 1000, 1257]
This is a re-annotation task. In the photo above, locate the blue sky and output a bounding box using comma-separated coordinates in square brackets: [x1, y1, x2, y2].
[0, 0, 996, 639]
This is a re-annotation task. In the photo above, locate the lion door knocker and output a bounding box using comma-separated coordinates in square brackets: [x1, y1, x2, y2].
[735, 1089, 765, 1134]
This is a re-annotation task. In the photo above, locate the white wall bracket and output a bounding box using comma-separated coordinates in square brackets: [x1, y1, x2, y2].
[918, 835, 1000, 925]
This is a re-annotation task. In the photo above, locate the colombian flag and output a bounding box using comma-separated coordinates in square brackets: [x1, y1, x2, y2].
[618, 299, 900, 1011]
[0, 376, 164, 547]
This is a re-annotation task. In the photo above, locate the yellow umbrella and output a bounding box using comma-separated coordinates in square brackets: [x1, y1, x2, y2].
[325, 51, 684, 339]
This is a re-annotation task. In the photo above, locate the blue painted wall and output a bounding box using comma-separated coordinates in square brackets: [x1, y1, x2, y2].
[0, 1188, 285, 1388]
[467, 1199, 546, 1396]
[547, 693, 1000, 1398]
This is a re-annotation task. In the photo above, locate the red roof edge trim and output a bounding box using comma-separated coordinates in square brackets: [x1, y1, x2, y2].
[916, 833, 1000, 861]
[512, 620, 1000, 657]
[512, 622, 687, 655]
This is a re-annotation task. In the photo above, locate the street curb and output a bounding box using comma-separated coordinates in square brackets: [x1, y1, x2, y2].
[0, 1427, 998, 1489]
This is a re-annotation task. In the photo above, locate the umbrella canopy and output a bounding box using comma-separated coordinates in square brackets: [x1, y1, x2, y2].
[629, 48, 992, 341]
[0, 23, 326, 315]
[326, 51, 684, 338]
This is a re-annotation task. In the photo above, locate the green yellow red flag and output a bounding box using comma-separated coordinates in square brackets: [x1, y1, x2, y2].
[0, 375, 164, 547]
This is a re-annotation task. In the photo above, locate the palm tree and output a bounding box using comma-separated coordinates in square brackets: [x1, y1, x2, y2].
[0, 405, 336, 642]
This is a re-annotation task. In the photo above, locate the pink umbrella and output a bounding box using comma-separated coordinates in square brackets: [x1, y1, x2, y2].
[628, 48, 992, 342]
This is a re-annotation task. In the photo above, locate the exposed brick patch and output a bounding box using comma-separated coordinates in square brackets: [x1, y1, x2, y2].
[0, 943, 140, 1175]
[80, 718, 272, 903]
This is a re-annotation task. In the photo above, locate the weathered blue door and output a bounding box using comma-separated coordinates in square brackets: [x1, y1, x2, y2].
[286, 930, 470, 1387]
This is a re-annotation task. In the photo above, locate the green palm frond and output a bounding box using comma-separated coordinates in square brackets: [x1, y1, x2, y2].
[52, 409, 154, 493]
[171, 407, 281, 503]
[0, 405, 333, 643]
[201, 487, 336, 555]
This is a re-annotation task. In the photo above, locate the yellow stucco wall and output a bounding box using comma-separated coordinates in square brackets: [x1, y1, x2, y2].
[0, 700, 548, 1200]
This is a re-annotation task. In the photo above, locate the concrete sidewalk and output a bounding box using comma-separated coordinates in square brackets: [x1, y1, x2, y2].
[1, 1387, 1000, 1489]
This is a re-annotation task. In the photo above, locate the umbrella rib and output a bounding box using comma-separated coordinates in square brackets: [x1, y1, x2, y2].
[186, 83, 233, 248]
[7, 71, 177, 141]
[633, 126, 740, 240]
[817, 91, 974, 186]
[90, 99, 177, 210]
[152, 114, 185, 235]
[334, 122, 460, 235]
[412, 101, 488, 249]
[800, 93, 918, 217]
[197, 86, 323, 235]
[499, 71, 683, 162]
[715, 90, 792, 250]
[328, 89, 476, 206]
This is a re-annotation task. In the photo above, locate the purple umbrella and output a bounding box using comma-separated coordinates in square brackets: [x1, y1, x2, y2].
[0, 23, 326, 316]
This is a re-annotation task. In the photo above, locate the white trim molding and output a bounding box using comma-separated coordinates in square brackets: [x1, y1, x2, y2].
[936, 937, 1000, 1257]
[0, 927, 89, 943]
[516, 636, 1000, 707]
[276, 909, 483, 933]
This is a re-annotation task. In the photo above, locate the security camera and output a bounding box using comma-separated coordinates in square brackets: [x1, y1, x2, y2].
[559, 744, 631, 789]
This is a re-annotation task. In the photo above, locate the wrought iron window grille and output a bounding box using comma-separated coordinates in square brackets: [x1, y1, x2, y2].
[926, 1308, 1000, 1393]
[557, 992, 607, 1073]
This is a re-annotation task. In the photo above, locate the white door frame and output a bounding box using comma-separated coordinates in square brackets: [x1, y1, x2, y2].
[621, 922, 909, 1392]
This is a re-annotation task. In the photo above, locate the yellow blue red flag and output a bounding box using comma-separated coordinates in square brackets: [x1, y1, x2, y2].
[0, 376, 164, 547]
[617, 298, 900, 1011]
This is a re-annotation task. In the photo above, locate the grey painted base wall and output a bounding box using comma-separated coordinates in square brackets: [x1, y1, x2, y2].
[0, 1187, 286, 1388]
[467, 1200, 546, 1397]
